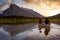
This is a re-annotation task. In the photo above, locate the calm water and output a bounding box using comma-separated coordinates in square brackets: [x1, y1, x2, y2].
[0, 23, 60, 40]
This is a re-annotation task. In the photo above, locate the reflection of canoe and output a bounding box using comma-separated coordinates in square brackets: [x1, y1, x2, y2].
[38, 23, 51, 36]
[38, 23, 50, 28]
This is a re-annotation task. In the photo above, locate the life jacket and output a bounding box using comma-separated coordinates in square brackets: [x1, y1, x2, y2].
[44, 20, 50, 24]
[39, 19, 42, 23]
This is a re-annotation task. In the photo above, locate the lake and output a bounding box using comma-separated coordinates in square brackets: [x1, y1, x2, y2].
[0, 23, 60, 40]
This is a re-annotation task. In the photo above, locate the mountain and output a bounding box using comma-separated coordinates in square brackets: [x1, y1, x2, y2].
[0, 4, 44, 18]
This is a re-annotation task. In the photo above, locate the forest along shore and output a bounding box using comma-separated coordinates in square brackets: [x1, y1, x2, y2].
[0, 17, 60, 24]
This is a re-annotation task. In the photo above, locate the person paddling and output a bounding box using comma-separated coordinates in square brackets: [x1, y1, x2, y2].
[38, 18, 43, 33]
[44, 18, 50, 24]
[44, 18, 50, 36]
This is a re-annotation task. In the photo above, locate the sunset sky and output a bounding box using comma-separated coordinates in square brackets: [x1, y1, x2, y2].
[0, 0, 60, 17]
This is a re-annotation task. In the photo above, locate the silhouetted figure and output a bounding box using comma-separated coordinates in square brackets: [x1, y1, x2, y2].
[38, 19, 42, 33]
[39, 19, 42, 24]
[44, 18, 50, 24]
[44, 18, 50, 36]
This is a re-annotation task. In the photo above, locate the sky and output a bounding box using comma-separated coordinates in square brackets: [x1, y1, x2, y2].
[0, 0, 60, 17]
[0, 0, 11, 11]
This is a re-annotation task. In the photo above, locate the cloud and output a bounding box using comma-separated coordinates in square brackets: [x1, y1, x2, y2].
[23, 0, 60, 3]
[22, 0, 60, 17]
[0, 0, 11, 11]
[23, 0, 41, 5]
[23, 0, 60, 6]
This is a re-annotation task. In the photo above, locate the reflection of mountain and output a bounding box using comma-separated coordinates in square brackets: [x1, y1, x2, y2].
[0, 4, 44, 18]
[50, 14, 60, 18]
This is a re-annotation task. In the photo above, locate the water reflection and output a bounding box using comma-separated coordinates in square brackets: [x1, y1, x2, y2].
[0, 27, 11, 40]
[44, 26, 50, 36]
[13, 23, 60, 40]
[38, 24, 51, 36]
[0, 23, 60, 40]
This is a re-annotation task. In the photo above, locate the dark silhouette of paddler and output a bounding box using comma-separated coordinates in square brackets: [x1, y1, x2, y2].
[38, 18, 43, 33]
[44, 18, 50, 36]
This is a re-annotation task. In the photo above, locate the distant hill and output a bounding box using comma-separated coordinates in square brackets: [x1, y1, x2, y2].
[49, 14, 60, 18]
[0, 4, 44, 18]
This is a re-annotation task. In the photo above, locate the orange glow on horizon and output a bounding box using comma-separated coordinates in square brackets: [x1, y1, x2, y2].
[24, 0, 60, 17]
